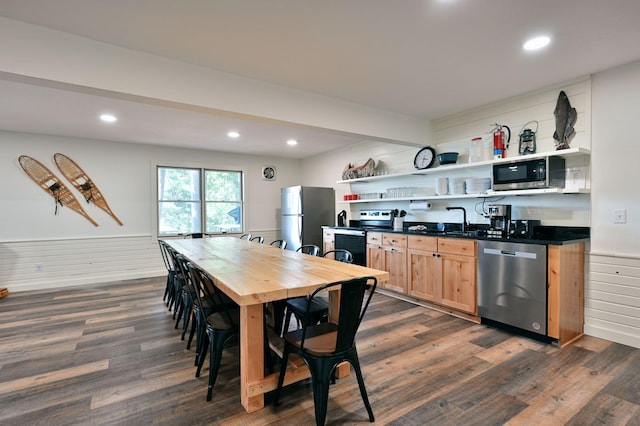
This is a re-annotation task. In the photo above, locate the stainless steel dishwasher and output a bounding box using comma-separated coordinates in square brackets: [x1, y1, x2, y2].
[477, 240, 548, 335]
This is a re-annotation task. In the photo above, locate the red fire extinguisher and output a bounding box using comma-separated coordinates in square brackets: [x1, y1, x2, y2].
[492, 123, 511, 159]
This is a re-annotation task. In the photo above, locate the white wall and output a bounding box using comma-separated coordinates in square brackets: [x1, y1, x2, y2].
[0, 131, 301, 291]
[586, 59, 640, 347]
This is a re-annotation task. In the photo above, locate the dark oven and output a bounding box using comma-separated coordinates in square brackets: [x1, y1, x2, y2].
[334, 210, 394, 267]
[334, 228, 366, 266]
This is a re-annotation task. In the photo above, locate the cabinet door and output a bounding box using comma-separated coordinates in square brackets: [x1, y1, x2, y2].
[384, 246, 407, 293]
[407, 248, 440, 302]
[367, 243, 385, 272]
[439, 253, 477, 314]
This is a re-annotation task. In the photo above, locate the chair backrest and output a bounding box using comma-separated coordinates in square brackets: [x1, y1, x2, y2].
[299, 276, 377, 353]
[270, 239, 287, 249]
[239, 233, 252, 240]
[323, 249, 353, 263]
[158, 240, 173, 272]
[183, 233, 203, 239]
[169, 251, 195, 299]
[186, 261, 238, 327]
[296, 245, 320, 256]
[250, 236, 265, 244]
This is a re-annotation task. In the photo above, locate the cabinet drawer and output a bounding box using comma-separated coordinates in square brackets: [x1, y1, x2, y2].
[382, 233, 407, 247]
[408, 235, 438, 251]
[323, 229, 335, 241]
[367, 232, 383, 244]
[437, 237, 476, 256]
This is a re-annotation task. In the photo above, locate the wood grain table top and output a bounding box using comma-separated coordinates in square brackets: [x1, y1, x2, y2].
[165, 237, 389, 306]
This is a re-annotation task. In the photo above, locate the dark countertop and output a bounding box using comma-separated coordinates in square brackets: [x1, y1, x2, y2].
[324, 223, 590, 245]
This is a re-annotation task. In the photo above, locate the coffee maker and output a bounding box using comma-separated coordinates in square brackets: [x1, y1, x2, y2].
[487, 204, 511, 238]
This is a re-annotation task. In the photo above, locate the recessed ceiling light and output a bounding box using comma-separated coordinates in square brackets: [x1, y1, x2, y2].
[100, 113, 117, 123]
[227, 131, 240, 138]
[523, 36, 551, 51]
[287, 139, 298, 146]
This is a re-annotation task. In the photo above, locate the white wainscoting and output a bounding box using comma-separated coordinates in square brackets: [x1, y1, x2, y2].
[1, 235, 166, 292]
[586, 253, 640, 349]
[1, 230, 281, 293]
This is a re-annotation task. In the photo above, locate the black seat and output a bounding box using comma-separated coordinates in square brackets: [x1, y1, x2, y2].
[186, 262, 240, 401]
[281, 248, 352, 335]
[296, 245, 320, 256]
[273, 276, 378, 426]
[250, 235, 265, 244]
[239, 233, 252, 240]
[270, 239, 287, 249]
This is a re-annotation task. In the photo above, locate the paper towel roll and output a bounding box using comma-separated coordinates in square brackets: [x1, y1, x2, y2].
[409, 201, 432, 211]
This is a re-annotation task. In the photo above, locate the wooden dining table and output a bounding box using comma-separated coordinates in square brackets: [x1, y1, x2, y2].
[165, 237, 389, 413]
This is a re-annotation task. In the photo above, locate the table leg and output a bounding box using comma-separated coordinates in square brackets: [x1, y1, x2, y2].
[240, 304, 264, 412]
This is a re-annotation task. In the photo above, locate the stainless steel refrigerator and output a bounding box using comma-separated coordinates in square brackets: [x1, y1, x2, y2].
[281, 186, 335, 252]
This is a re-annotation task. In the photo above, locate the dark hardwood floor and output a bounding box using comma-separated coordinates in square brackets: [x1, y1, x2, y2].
[0, 277, 638, 425]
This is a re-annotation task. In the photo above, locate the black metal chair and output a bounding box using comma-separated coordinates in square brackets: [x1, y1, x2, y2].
[281, 249, 352, 335]
[296, 244, 320, 256]
[322, 249, 353, 264]
[250, 235, 265, 244]
[270, 239, 287, 249]
[239, 233, 252, 240]
[158, 240, 177, 309]
[168, 248, 199, 343]
[183, 233, 204, 238]
[273, 276, 378, 426]
[186, 262, 240, 401]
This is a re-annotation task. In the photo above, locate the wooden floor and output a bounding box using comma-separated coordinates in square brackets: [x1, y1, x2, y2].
[1, 277, 639, 426]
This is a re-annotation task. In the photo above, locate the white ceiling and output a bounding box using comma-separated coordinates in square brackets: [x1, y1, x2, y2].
[2, 0, 640, 158]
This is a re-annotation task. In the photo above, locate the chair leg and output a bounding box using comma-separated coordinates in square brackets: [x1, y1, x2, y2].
[272, 346, 290, 406]
[196, 333, 209, 378]
[347, 350, 375, 422]
[174, 292, 185, 329]
[180, 294, 192, 339]
[306, 357, 333, 426]
[206, 331, 232, 402]
[281, 308, 292, 337]
[163, 274, 171, 302]
[186, 315, 197, 350]
[264, 319, 274, 374]
[311, 373, 331, 426]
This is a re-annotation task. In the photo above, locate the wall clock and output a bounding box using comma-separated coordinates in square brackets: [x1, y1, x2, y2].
[262, 165, 276, 181]
[413, 146, 436, 170]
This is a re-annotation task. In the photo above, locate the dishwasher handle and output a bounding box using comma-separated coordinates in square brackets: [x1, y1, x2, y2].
[483, 247, 538, 259]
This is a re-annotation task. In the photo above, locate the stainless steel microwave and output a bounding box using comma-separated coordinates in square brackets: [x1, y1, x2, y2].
[492, 156, 566, 191]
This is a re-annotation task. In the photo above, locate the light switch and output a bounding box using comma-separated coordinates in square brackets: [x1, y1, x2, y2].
[614, 209, 627, 224]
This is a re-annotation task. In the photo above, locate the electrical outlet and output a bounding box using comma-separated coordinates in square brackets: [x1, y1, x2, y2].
[614, 209, 627, 224]
[35, 263, 43, 272]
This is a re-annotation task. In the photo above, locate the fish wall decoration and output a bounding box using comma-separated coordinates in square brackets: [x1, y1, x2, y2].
[553, 90, 577, 150]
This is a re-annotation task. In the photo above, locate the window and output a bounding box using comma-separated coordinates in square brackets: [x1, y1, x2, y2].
[157, 166, 244, 236]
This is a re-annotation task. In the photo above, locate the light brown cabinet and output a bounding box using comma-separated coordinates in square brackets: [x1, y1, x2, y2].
[366, 232, 407, 293]
[322, 229, 335, 254]
[547, 242, 586, 347]
[407, 235, 477, 315]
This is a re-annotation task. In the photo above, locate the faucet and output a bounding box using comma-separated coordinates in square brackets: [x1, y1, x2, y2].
[446, 207, 467, 233]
